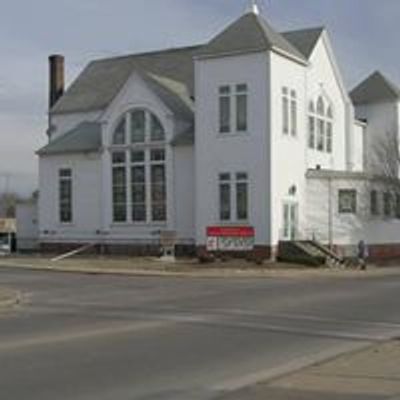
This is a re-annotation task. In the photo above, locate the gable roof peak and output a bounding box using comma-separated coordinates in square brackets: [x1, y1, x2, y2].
[245, 0, 260, 15]
[350, 70, 400, 105]
[197, 11, 307, 64]
[281, 26, 325, 59]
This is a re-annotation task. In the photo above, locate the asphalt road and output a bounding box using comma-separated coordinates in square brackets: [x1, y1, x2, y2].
[1, 267, 400, 400]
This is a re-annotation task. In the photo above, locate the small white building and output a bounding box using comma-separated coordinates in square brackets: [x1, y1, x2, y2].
[36, 7, 400, 261]
[0, 218, 16, 254]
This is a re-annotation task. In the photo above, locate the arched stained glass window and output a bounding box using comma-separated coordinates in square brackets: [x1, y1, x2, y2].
[327, 105, 333, 119]
[317, 96, 325, 116]
[113, 117, 126, 145]
[308, 96, 334, 154]
[110, 109, 167, 224]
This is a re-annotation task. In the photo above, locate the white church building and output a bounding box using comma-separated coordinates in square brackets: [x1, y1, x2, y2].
[35, 5, 400, 261]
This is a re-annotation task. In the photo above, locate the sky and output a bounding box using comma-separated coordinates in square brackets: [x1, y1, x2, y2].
[0, 0, 399, 196]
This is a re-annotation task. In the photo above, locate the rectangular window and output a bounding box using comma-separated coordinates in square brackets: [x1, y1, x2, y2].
[150, 149, 166, 222]
[326, 122, 333, 153]
[317, 119, 325, 151]
[236, 172, 248, 220]
[131, 151, 146, 222]
[370, 190, 379, 216]
[219, 173, 231, 221]
[219, 86, 231, 133]
[282, 87, 297, 136]
[290, 90, 297, 136]
[396, 194, 400, 219]
[236, 84, 248, 132]
[384, 192, 392, 217]
[308, 116, 315, 149]
[59, 168, 73, 223]
[338, 189, 357, 214]
[282, 88, 289, 135]
[112, 152, 127, 222]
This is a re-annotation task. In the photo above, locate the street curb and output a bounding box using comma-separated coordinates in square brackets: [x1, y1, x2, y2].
[0, 260, 399, 280]
[0, 262, 279, 279]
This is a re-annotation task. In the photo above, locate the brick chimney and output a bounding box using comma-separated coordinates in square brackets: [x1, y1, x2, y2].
[49, 55, 65, 110]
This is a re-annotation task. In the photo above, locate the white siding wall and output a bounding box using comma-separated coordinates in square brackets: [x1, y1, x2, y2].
[352, 122, 366, 172]
[100, 72, 193, 242]
[40, 72, 196, 245]
[195, 53, 271, 246]
[38, 153, 102, 242]
[100, 72, 172, 241]
[269, 52, 306, 245]
[174, 145, 195, 242]
[306, 37, 348, 171]
[307, 177, 400, 256]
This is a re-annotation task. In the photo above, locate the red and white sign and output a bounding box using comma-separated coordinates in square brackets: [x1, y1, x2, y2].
[206, 226, 255, 251]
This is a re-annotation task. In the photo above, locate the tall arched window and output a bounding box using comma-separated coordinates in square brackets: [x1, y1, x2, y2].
[111, 109, 167, 223]
[308, 96, 333, 153]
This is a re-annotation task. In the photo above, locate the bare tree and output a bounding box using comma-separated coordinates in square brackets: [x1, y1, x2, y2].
[0, 192, 19, 218]
[373, 130, 400, 180]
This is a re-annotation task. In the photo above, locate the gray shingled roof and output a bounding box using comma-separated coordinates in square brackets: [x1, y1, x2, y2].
[282, 27, 324, 59]
[51, 46, 201, 115]
[171, 127, 194, 146]
[37, 122, 102, 155]
[51, 14, 314, 117]
[197, 12, 307, 64]
[350, 71, 400, 104]
[141, 72, 194, 121]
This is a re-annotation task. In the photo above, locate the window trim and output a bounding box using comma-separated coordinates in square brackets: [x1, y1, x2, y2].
[338, 189, 357, 214]
[282, 87, 297, 137]
[111, 108, 165, 146]
[218, 171, 249, 223]
[218, 83, 248, 136]
[308, 96, 334, 153]
[370, 190, 379, 217]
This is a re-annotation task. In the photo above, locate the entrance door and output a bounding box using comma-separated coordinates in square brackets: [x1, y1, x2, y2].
[282, 202, 298, 241]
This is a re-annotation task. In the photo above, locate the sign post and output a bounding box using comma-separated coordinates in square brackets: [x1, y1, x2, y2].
[159, 230, 177, 261]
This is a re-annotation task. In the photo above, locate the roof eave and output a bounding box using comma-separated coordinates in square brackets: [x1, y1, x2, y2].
[194, 46, 269, 61]
[270, 46, 308, 66]
[37, 148, 102, 157]
[49, 106, 106, 116]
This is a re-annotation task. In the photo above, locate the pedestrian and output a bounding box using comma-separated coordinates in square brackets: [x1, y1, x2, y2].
[357, 240, 369, 270]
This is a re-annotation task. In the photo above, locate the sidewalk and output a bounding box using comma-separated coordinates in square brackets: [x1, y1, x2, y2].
[1, 255, 400, 279]
[223, 341, 400, 399]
